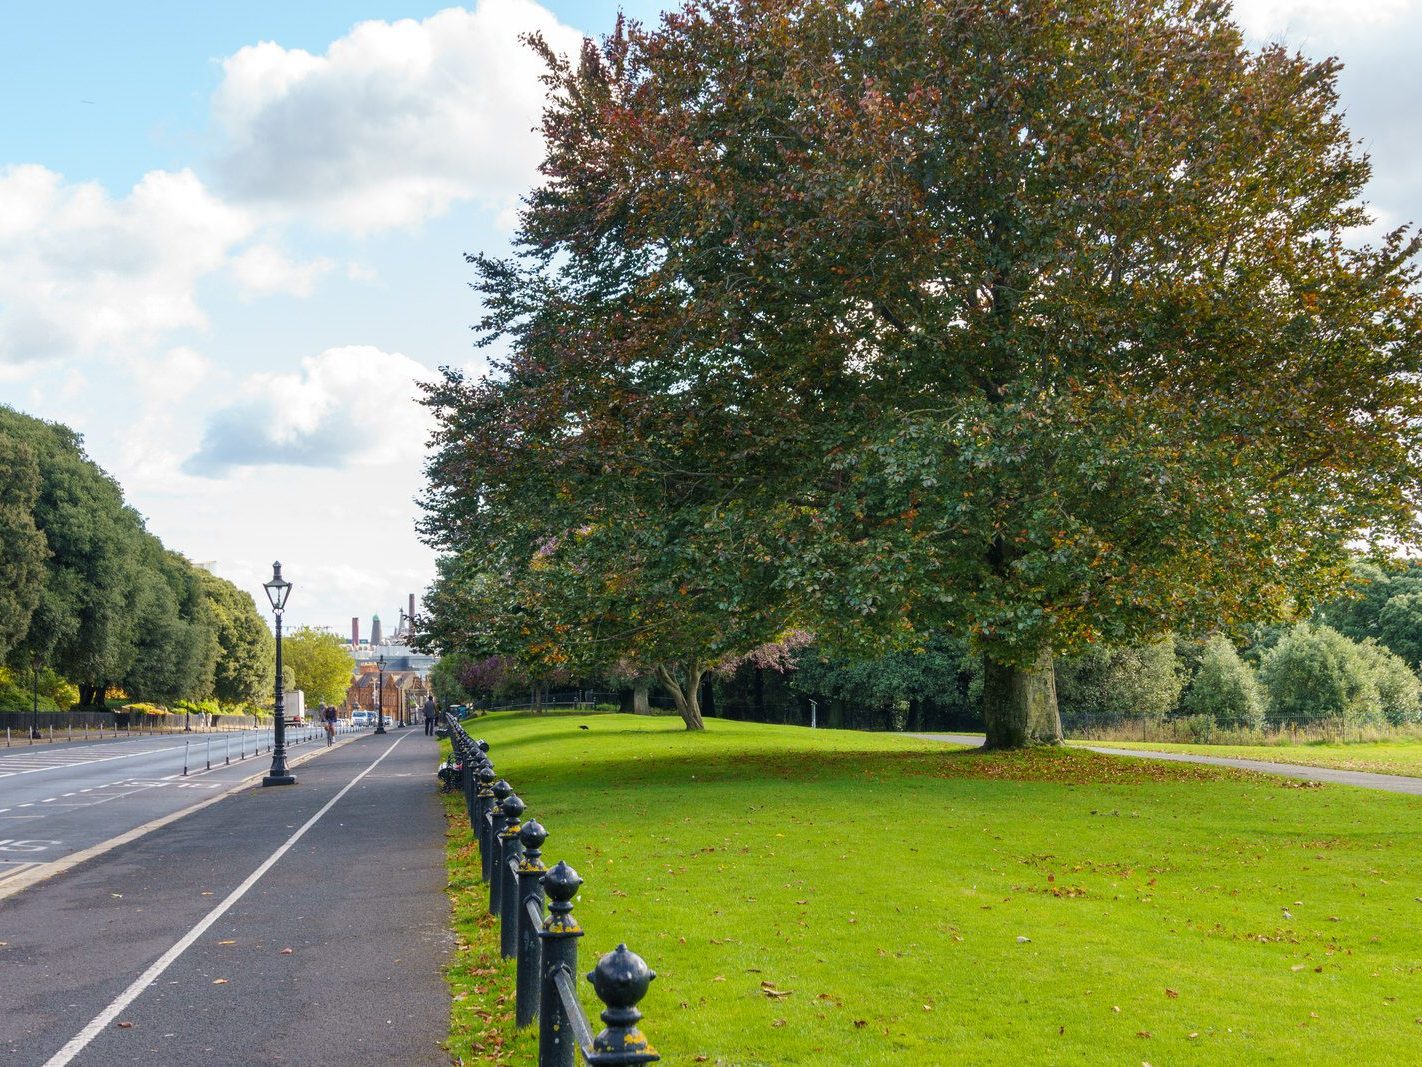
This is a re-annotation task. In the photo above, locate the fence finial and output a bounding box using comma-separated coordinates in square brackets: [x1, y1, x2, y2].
[501, 792, 526, 832]
[541, 860, 583, 935]
[519, 819, 548, 869]
[587, 943, 659, 1064]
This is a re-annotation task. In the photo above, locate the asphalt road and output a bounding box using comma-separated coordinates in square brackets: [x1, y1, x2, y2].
[0, 726, 351, 893]
[914, 732, 1422, 794]
[0, 730, 451, 1066]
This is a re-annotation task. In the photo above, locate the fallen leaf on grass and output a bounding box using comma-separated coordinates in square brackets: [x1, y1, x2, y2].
[760, 982, 793, 999]
[853, 1020, 867, 1029]
[771, 1019, 786, 1028]
[1165, 988, 1179, 999]
[212, 979, 229, 985]
[1016, 936, 1032, 944]
[1137, 1030, 1152, 1038]
[1188, 1032, 1199, 1039]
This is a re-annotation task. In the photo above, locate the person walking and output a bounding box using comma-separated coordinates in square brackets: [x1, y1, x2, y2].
[422, 696, 437, 736]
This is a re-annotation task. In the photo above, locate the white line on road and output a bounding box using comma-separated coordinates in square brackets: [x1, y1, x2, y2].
[43, 733, 409, 1067]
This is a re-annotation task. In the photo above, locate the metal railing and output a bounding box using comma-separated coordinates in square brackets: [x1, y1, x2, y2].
[444, 714, 659, 1066]
[0, 709, 267, 745]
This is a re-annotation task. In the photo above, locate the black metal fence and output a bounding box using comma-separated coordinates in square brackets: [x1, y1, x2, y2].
[0, 709, 266, 745]
[443, 714, 660, 1066]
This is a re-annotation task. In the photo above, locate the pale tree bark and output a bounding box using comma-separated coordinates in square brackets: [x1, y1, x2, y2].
[619, 679, 653, 715]
[981, 649, 1063, 749]
[655, 661, 705, 731]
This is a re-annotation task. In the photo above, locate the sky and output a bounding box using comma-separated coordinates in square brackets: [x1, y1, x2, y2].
[1, 1, 1420, 635]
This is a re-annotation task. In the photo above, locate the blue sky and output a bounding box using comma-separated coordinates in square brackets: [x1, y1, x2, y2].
[1, 1, 1419, 635]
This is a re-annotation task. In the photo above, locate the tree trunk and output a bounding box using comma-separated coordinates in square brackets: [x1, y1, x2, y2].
[655, 662, 705, 731]
[620, 680, 652, 715]
[754, 667, 765, 722]
[981, 649, 1062, 749]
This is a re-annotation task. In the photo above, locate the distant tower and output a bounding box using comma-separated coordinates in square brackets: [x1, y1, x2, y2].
[371, 614, 383, 646]
[409, 593, 416, 631]
[352, 617, 360, 647]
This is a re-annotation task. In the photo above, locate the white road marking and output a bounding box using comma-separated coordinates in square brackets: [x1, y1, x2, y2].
[44, 733, 409, 1067]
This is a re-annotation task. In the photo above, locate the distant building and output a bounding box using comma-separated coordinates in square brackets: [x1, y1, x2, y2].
[341, 594, 437, 716]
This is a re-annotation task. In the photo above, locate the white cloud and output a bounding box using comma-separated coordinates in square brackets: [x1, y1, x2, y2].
[0, 165, 253, 364]
[1231, 0, 1412, 42]
[185, 344, 436, 475]
[231, 243, 335, 297]
[209, 1, 583, 233]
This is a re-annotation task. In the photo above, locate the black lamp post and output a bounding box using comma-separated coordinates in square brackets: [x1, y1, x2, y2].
[30, 657, 40, 740]
[374, 654, 387, 735]
[262, 561, 296, 786]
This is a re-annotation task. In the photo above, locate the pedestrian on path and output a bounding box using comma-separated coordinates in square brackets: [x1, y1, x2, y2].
[423, 696, 437, 736]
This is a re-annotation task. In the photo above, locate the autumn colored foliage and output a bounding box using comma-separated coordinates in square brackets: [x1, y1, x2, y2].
[421, 0, 1422, 744]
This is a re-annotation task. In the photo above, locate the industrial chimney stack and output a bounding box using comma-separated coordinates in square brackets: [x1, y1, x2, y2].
[352, 617, 360, 647]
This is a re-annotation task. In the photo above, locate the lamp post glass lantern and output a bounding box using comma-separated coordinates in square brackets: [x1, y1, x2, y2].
[374, 654, 387, 734]
[262, 561, 296, 786]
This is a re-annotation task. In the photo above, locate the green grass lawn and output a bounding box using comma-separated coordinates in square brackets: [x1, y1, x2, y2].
[1079, 737, 1422, 778]
[443, 713, 1422, 1065]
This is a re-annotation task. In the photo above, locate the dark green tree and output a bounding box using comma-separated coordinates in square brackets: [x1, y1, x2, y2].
[199, 571, 275, 706]
[0, 433, 47, 661]
[0, 406, 148, 704]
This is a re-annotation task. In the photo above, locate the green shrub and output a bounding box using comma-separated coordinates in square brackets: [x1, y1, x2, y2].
[122, 702, 169, 716]
[1056, 636, 1183, 720]
[1259, 624, 1383, 725]
[1356, 639, 1422, 725]
[1180, 634, 1266, 728]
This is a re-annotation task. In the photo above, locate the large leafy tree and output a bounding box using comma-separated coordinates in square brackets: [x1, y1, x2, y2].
[458, 0, 1422, 747]
[280, 627, 356, 706]
[121, 547, 217, 705]
[200, 571, 275, 706]
[0, 406, 151, 704]
[0, 433, 47, 661]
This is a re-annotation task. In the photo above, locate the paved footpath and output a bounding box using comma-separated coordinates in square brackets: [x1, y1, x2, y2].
[916, 733, 1422, 795]
[0, 730, 451, 1066]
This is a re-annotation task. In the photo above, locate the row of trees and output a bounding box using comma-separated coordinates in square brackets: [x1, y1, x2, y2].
[0, 405, 274, 711]
[418, 1, 1422, 746]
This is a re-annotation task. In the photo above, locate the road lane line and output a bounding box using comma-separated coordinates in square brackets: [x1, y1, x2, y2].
[42, 733, 408, 1067]
[0, 733, 363, 902]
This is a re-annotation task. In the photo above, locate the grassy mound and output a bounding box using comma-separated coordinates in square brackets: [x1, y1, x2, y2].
[445, 714, 1422, 1065]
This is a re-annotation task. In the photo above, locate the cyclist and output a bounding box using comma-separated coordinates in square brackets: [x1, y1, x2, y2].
[323, 702, 337, 745]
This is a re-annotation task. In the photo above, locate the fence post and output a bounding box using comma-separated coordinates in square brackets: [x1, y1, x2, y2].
[516, 819, 547, 1028]
[488, 779, 513, 914]
[499, 794, 526, 958]
[476, 767, 497, 877]
[586, 943, 660, 1065]
[539, 861, 584, 1067]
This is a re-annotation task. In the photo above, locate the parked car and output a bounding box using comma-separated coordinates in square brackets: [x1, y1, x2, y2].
[351, 710, 376, 728]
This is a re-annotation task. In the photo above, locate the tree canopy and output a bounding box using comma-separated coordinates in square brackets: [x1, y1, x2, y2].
[281, 627, 356, 706]
[0, 405, 248, 710]
[423, 0, 1422, 743]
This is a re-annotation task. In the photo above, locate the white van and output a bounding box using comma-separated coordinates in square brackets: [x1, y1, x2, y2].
[351, 710, 376, 728]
